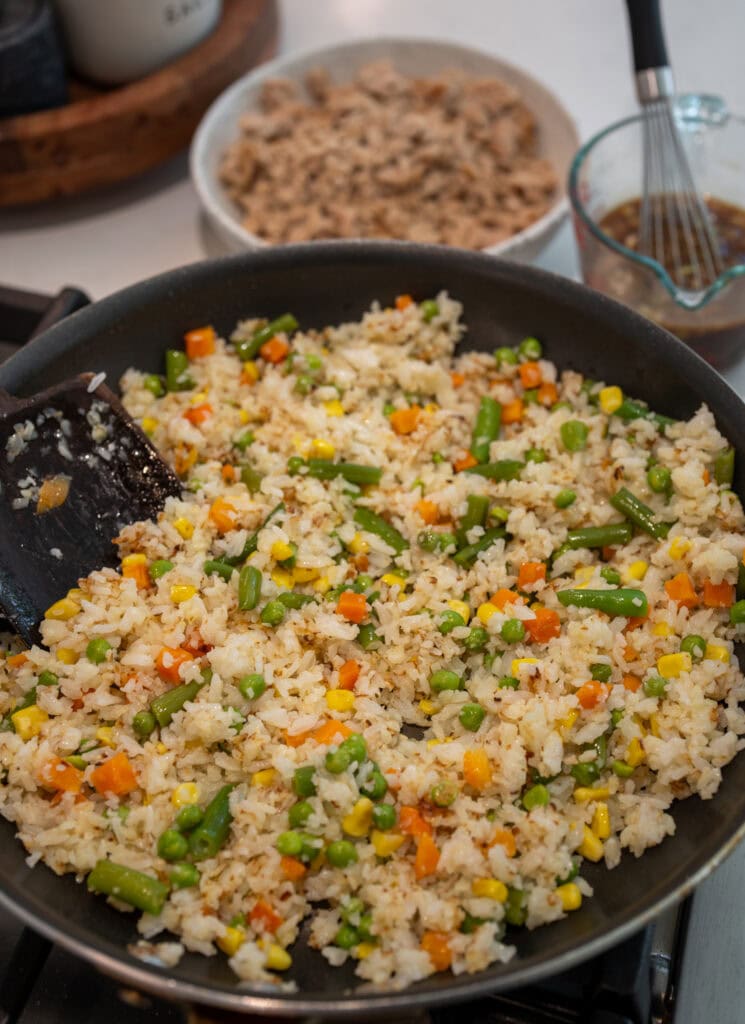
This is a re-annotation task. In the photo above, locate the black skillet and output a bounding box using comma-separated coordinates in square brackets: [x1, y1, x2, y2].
[0, 242, 743, 1018]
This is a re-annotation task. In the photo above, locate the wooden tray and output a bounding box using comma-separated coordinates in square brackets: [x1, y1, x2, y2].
[0, 0, 277, 206]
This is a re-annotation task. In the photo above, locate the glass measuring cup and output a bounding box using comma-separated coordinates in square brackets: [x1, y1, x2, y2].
[569, 95, 745, 368]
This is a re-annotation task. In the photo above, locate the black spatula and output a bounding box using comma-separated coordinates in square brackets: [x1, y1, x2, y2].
[0, 374, 181, 644]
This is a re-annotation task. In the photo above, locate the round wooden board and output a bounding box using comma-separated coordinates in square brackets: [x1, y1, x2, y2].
[0, 0, 277, 206]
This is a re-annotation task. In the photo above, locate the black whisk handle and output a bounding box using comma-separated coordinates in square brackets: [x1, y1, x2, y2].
[625, 0, 670, 71]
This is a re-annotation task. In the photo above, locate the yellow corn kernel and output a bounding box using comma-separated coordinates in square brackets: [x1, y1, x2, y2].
[313, 576, 331, 594]
[355, 942, 376, 959]
[625, 737, 645, 767]
[172, 782, 199, 807]
[598, 385, 623, 415]
[251, 768, 276, 787]
[511, 657, 538, 676]
[56, 648, 78, 665]
[141, 417, 158, 435]
[241, 360, 259, 382]
[573, 786, 610, 803]
[573, 565, 595, 588]
[265, 944, 292, 971]
[381, 573, 406, 589]
[558, 710, 579, 736]
[191, 391, 208, 405]
[170, 584, 197, 604]
[652, 622, 674, 637]
[156, 742, 168, 755]
[67, 588, 84, 601]
[556, 882, 583, 911]
[271, 540, 295, 562]
[323, 400, 344, 417]
[649, 713, 661, 738]
[668, 537, 691, 560]
[45, 597, 80, 621]
[217, 926, 245, 957]
[424, 402, 439, 413]
[96, 726, 115, 748]
[11, 705, 48, 741]
[577, 825, 604, 862]
[623, 560, 648, 583]
[308, 438, 335, 459]
[371, 830, 405, 857]
[342, 797, 374, 837]
[271, 568, 294, 589]
[238, 409, 250, 424]
[592, 802, 611, 840]
[326, 689, 355, 712]
[657, 652, 691, 678]
[471, 878, 508, 902]
[173, 518, 194, 540]
[705, 643, 730, 663]
[447, 599, 470, 624]
[477, 602, 498, 625]
[348, 533, 369, 556]
[121, 553, 147, 570]
[419, 699, 437, 716]
[293, 566, 320, 583]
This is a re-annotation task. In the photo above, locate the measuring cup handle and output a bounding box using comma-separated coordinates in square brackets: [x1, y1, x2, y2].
[625, 0, 670, 72]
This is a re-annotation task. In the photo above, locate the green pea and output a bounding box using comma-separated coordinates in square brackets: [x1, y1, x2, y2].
[438, 610, 465, 634]
[610, 708, 624, 728]
[523, 388, 539, 405]
[293, 765, 317, 797]
[551, 400, 573, 412]
[351, 573, 373, 592]
[260, 600, 286, 626]
[460, 911, 488, 934]
[175, 804, 204, 831]
[730, 601, 745, 625]
[464, 626, 489, 652]
[37, 671, 58, 687]
[298, 832, 323, 862]
[600, 566, 621, 585]
[170, 862, 200, 889]
[570, 761, 600, 786]
[86, 638, 111, 665]
[483, 653, 497, 671]
[420, 299, 439, 322]
[383, 402, 395, 417]
[326, 840, 358, 868]
[294, 375, 313, 395]
[357, 913, 375, 941]
[561, 420, 590, 452]
[325, 748, 351, 774]
[287, 456, 305, 475]
[276, 830, 304, 856]
[556, 858, 580, 886]
[340, 897, 365, 923]
[459, 703, 486, 732]
[498, 676, 519, 690]
[554, 489, 577, 509]
[357, 623, 381, 650]
[429, 669, 463, 693]
[133, 710, 156, 740]
[372, 803, 397, 830]
[525, 447, 548, 464]
[334, 924, 360, 949]
[590, 662, 612, 683]
[239, 673, 266, 700]
[432, 451, 445, 464]
[494, 346, 518, 367]
[522, 784, 550, 810]
[143, 373, 165, 398]
[288, 800, 314, 829]
[234, 430, 255, 452]
[612, 760, 635, 778]
[647, 464, 672, 495]
[519, 336, 542, 360]
[501, 618, 525, 644]
[359, 765, 387, 800]
[680, 634, 706, 660]
[149, 560, 173, 581]
[430, 780, 459, 807]
[643, 675, 668, 698]
[341, 734, 367, 764]
[157, 829, 189, 862]
[504, 887, 527, 926]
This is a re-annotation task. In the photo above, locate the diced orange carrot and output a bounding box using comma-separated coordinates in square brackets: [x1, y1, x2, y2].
[174, 444, 197, 476]
[155, 646, 194, 684]
[399, 805, 432, 837]
[6, 652, 28, 668]
[524, 607, 561, 643]
[576, 680, 607, 710]
[518, 561, 546, 589]
[312, 719, 353, 745]
[623, 610, 649, 633]
[122, 561, 149, 589]
[338, 659, 360, 691]
[240, 366, 259, 385]
[453, 451, 478, 473]
[336, 591, 368, 624]
[184, 326, 216, 359]
[38, 756, 83, 794]
[702, 580, 735, 608]
[90, 751, 138, 797]
[260, 336, 290, 363]
[502, 398, 524, 424]
[36, 475, 70, 513]
[249, 899, 282, 934]
[518, 361, 542, 388]
[463, 749, 491, 790]
[280, 855, 307, 881]
[622, 673, 641, 692]
[390, 406, 422, 435]
[450, 371, 465, 389]
[353, 553, 369, 572]
[209, 497, 238, 534]
[415, 499, 439, 524]
[664, 572, 698, 609]
[489, 828, 517, 857]
[702, 468, 711, 485]
[421, 931, 452, 972]
[284, 728, 312, 748]
[221, 464, 236, 482]
[414, 833, 440, 880]
[395, 294, 414, 310]
[491, 588, 522, 611]
[183, 403, 212, 426]
[537, 381, 558, 407]
[601, 546, 617, 562]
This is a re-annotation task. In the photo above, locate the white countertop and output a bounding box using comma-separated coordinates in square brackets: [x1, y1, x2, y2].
[2, 1, 745, 1020]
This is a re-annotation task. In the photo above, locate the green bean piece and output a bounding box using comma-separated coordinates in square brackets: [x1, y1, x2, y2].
[560, 420, 590, 452]
[457, 494, 489, 547]
[556, 858, 580, 886]
[610, 708, 624, 728]
[276, 592, 315, 610]
[452, 528, 506, 567]
[87, 859, 169, 916]
[647, 464, 673, 495]
[240, 464, 263, 493]
[460, 911, 488, 934]
[420, 299, 439, 322]
[504, 887, 527, 927]
[357, 623, 381, 650]
[589, 662, 612, 683]
[470, 396, 501, 464]
[465, 460, 523, 481]
[490, 505, 510, 523]
[522, 784, 550, 810]
[260, 600, 286, 626]
[37, 671, 58, 688]
[429, 669, 463, 693]
[293, 766, 317, 797]
[498, 675, 519, 690]
[730, 600, 745, 625]
[557, 588, 648, 617]
[86, 638, 111, 665]
[133, 710, 157, 740]
[238, 565, 262, 611]
[353, 507, 408, 554]
[235, 314, 298, 361]
[610, 487, 673, 540]
[459, 703, 485, 732]
[372, 803, 397, 830]
[204, 559, 235, 582]
[224, 503, 285, 566]
[494, 346, 518, 367]
[188, 785, 234, 861]
[614, 397, 675, 430]
[565, 523, 632, 550]
[612, 760, 635, 779]
[175, 804, 204, 831]
[64, 755, 87, 770]
[359, 764, 387, 800]
[600, 566, 622, 586]
[714, 447, 735, 486]
[143, 373, 165, 398]
[590, 733, 608, 769]
[326, 840, 358, 868]
[680, 634, 706, 659]
[287, 456, 305, 476]
[430, 780, 459, 807]
[439, 610, 466, 634]
[463, 626, 489, 651]
[238, 673, 266, 700]
[165, 349, 194, 392]
[523, 388, 539, 405]
[149, 559, 173, 581]
[570, 761, 600, 786]
[150, 676, 206, 728]
[170, 862, 200, 889]
[554, 489, 577, 510]
[158, 829, 189, 862]
[525, 447, 548, 464]
[305, 460, 383, 485]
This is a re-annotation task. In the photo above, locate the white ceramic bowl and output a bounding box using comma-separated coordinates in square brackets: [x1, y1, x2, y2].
[191, 37, 579, 261]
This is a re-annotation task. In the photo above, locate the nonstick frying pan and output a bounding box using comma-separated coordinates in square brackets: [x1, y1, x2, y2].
[1, 242, 744, 1018]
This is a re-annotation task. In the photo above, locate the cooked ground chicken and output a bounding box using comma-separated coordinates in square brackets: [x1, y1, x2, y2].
[219, 61, 558, 248]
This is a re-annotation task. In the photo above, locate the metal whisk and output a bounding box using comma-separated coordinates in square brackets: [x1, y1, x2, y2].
[625, 0, 723, 292]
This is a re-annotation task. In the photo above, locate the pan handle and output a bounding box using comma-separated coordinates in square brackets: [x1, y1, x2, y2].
[0, 926, 52, 1024]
